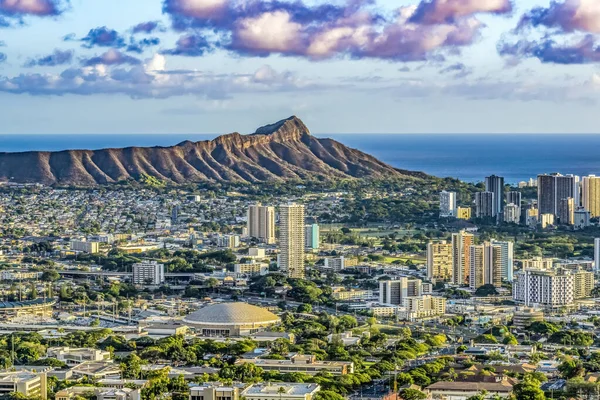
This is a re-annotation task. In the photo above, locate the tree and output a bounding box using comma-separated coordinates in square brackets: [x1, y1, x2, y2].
[297, 304, 312, 313]
[367, 317, 377, 327]
[314, 391, 345, 400]
[513, 375, 546, 400]
[41, 270, 60, 282]
[401, 389, 427, 400]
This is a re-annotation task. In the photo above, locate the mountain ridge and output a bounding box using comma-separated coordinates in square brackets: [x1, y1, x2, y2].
[0, 116, 427, 186]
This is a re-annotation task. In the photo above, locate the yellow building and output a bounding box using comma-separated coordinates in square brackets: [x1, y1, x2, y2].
[584, 176, 600, 218]
[427, 241, 453, 282]
[452, 231, 474, 285]
[571, 268, 595, 299]
[457, 207, 471, 220]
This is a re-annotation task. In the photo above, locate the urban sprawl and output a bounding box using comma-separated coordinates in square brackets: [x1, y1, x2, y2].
[1, 174, 600, 400]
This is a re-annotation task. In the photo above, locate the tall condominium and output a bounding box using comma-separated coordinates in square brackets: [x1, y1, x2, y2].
[247, 204, 276, 244]
[132, 261, 165, 286]
[491, 239, 514, 282]
[504, 203, 520, 224]
[469, 242, 502, 290]
[506, 191, 522, 221]
[485, 175, 505, 219]
[305, 224, 320, 250]
[379, 278, 430, 305]
[427, 241, 453, 282]
[475, 192, 494, 218]
[595, 238, 600, 271]
[452, 230, 474, 285]
[439, 191, 457, 218]
[582, 175, 600, 217]
[538, 173, 578, 217]
[574, 209, 591, 229]
[513, 268, 593, 308]
[558, 197, 575, 225]
[279, 203, 306, 279]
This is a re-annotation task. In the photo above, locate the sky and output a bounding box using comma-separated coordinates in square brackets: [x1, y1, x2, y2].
[1, 0, 600, 134]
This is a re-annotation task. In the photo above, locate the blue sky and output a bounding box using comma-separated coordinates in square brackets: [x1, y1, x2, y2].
[1, 0, 600, 134]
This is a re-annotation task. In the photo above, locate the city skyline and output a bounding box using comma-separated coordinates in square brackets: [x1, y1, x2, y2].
[1, 0, 600, 134]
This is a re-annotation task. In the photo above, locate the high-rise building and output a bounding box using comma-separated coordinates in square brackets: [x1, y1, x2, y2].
[506, 191, 522, 208]
[247, 204, 276, 244]
[540, 213, 555, 228]
[504, 203, 520, 224]
[439, 191, 457, 218]
[491, 239, 514, 282]
[171, 204, 180, 224]
[485, 175, 505, 219]
[305, 224, 320, 250]
[379, 278, 427, 305]
[595, 238, 600, 271]
[427, 241, 453, 282]
[278, 203, 305, 279]
[558, 197, 575, 225]
[513, 268, 591, 308]
[475, 192, 494, 218]
[526, 207, 539, 227]
[457, 207, 471, 220]
[469, 242, 502, 290]
[132, 261, 165, 286]
[538, 174, 578, 217]
[582, 175, 600, 217]
[452, 231, 474, 285]
[520, 257, 554, 270]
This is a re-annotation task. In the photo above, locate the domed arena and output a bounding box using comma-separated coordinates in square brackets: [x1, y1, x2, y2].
[183, 302, 281, 337]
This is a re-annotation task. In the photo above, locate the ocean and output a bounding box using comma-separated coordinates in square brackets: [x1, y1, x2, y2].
[1, 133, 600, 184]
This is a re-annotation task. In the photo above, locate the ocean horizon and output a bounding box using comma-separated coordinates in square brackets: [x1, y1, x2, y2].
[2, 133, 600, 184]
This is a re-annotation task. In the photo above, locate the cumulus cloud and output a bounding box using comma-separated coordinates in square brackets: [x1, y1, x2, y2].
[131, 20, 166, 34]
[82, 49, 141, 66]
[501, 0, 600, 65]
[0, 0, 67, 17]
[161, 0, 511, 61]
[517, 0, 600, 34]
[162, 33, 212, 56]
[80, 26, 126, 48]
[24, 48, 73, 67]
[0, 54, 326, 99]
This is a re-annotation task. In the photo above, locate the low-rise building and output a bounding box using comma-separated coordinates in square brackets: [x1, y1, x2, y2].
[425, 379, 515, 400]
[331, 288, 373, 301]
[242, 383, 320, 400]
[47, 347, 111, 366]
[234, 261, 269, 276]
[70, 240, 100, 254]
[512, 307, 544, 330]
[0, 369, 48, 400]
[55, 386, 141, 400]
[70, 361, 121, 380]
[190, 385, 240, 400]
[235, 354, 353, 375]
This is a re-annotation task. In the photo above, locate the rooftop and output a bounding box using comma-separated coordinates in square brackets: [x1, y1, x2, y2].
[242, 383, 320, 396]
[183, 302, 280, 325]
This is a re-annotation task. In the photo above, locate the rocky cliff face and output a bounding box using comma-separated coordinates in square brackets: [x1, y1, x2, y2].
[0, 116, 425, 186]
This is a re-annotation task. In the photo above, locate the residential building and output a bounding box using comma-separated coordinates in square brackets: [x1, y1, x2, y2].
[279, 203, 306, 279]
[506, 191, 522, 211]
[503, 204, 520, 224]
[132, 261, 165, 286]
[558, 197, 575, 225]
[323, 257, 347, 272]
[242, 383, 320, 400]
[574, 209, 591, 229]
[538, 173, 578, 217]
[570, 267, 595, 299]
[452, 230, 474, 285]
[520, 257, 554, 270]
[526, 207, 539, 227]
[379, 278, 427, 305]
[457, 207, 471, 220]
[491, 240, 514, 282]
[399, 295, 446, 321]
[440, 191, 457, 217]
[234, 261, 269, 276]
[540, 213, 555, 228]
[304, 224, 320, 250]
[595, 238, 600, 271]
[331, 288, 373, 301]
[191, 386, 239, 400]
[70, 240, 100, 254]
[425, 380, 515, 400]
[582, 175, 600, 217]
[475, 192, 494, 219]
[427, 241, 453, 282]
[513, 269, 575, 308]
[47, 347, 111, 366]
[0, 369, 47, 400]
[236, 354, 353, 375]
[469, 242, 502, 290]
[217, 234, 240, 248]
[248, 204, 276, 244]
[485, 175, 505, 219]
